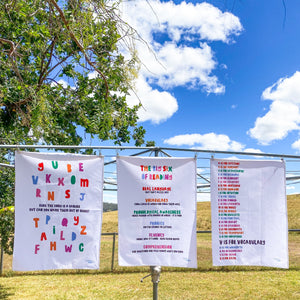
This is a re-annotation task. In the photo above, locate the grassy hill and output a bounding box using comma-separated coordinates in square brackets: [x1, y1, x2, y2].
[285, 194, 300, 229]
[1, 197, 299, 299]
[102, 194, 300, 233]
[103, 202, 118, 212]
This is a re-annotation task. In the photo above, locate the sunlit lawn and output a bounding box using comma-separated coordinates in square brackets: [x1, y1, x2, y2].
[0, 232, 299, 299]
[0, 197, 299, 299]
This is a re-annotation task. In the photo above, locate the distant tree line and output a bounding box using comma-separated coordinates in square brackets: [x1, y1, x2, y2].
[103, 202, 118, 212]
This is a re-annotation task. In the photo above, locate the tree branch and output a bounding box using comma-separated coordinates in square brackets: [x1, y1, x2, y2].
[0, 37, 19, 57]
[45, 77, 68, 89]
[38, 37, 57, 85]
[46, 0, 109, 97]
[0, 38, 24, 83]
[42, 53, 73, 82]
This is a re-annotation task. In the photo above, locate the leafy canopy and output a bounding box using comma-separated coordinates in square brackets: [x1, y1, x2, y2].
[0, 0, 146, 254]
[0, 0, 145, 146]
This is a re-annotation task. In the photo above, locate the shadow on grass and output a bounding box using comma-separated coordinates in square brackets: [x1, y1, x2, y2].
[0, 284, 14, 299]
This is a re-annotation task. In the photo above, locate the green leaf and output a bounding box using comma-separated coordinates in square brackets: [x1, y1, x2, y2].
[0, 206, 15, 214]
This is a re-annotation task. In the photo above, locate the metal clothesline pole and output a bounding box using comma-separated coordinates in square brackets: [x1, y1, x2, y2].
[1, 144, 300, 159]
[152, 148, 161, 300]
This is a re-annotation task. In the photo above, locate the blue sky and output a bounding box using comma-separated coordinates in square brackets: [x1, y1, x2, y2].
[87, 0, 300, 201]
[114, 0, 300, 155]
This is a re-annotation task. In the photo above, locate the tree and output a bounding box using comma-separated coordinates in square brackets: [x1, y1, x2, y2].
[0, 0, 146, 254]
[0, 163, 15, 254]
[0, 0, 145, 147]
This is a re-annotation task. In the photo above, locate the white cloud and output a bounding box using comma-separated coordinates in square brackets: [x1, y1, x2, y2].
[292, 139, 300, 151]
[147, 42, 225, 93]
[163, 132, 245, 151]
[122, 1, 242, 44]
[197, 168, 206, 174]
[50, 79, 70, 88]
[88, 71, 97, 80]
[249, 71, 300, 145]
[243, 148, 263, 154]
[163, 132, 263, 153]
[225, 156, 240, 160]
[262, 72, 300, 104]
[126, 77, 178, 124]
[286, 185, 295, 191]
[121, 0, 242, 123]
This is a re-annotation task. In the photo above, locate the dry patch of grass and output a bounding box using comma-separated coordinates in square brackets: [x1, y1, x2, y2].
[287, 195, 300, 229]
[102, 210, 118, 233]
[196, 201, 211, 230]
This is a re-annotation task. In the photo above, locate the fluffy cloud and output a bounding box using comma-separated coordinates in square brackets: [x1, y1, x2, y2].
[121, 0, 242, 123]
[126, 77, 178, 124]
[242, 148, 263, 154]
[249, 71, 300, 145]
[292, 139, 300, 151]
[50, 79, 70, 88]
[122, 1, 242, 44]
[147, 42, 225, 93]
[163, 132, 264, 153]
[163, 133, 245, 151]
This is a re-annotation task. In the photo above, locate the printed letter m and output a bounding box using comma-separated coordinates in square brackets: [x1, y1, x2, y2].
[80, 179, 89, 187]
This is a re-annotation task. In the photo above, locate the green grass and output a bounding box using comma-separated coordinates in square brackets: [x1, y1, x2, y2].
[102, 194, 300, 233]
[286, 194, 300, 229]
[0, 195, 299, 299]
[0, 269, 299, 299]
